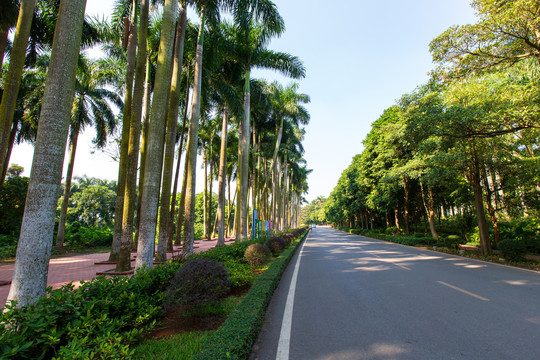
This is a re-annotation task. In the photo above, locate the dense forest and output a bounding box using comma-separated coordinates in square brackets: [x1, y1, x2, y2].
[323, 0, 539, 255]
[0, 0, 310, 307]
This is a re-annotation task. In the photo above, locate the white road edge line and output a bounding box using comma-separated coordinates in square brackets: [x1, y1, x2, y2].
[276, 232, 308, 360]
[437, 281, 490, 302]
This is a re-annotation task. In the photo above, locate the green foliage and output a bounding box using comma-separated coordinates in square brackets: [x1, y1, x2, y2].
[57, 177, 117, 229]
[300, 196, 327, 224]
[497, 239, 527, 262]
[223, 261, 256, 288]
[244, 244, 272, 267]
[0, 263, 180, 359]
[265, 237, 286, 254]
[0, 175, 29, 236]
[134, 331, 213, 360]
[193, 229, 308, 360]
[62, 223, 113, 248]
[441, 235, 464, 249]
[164, 259, 231, 310]
[499, 217, 540, 254]
[0, 234, 18, 259]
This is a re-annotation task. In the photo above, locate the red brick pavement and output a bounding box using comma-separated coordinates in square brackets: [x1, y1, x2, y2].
[0, 238, 234, 308]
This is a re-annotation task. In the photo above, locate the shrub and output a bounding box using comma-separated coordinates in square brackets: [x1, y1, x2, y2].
[497, 239, 527, 262]
[164, 259, 231, 310]
[63, 224, 113, 248]
[0, 263, 180, 360]
[244, 244, 272, 267]
[385, 226, 400, 235]
[265, 237, 286, 254]
[194, 228, 308, 360]
[443, 235, 463, 250]
[281, 233, 295, 246]
[223, 261, 257, 288]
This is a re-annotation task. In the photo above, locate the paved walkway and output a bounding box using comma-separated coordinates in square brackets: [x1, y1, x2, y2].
[0, 238, 233, 308]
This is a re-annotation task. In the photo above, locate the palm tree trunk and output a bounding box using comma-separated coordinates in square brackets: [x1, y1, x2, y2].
[182, 14, 205, 256]
[0, 30, 8, 76]
[1, 119, 18, 185]
[56, 127, 80, 247]
[168, 82, 190, 248]
[134, 56, 153, 248]
[203, 147, 208, 239]
[7, 0, 86, 308]
[136, 0, 178, 269]
[0, 0, 37, 188]
[238, 70, 251, 240]
[110, 5, 138, 262]
[175, 150, 189, 245]
[156, 6, 187, 262]
[117, 0, 149, 272]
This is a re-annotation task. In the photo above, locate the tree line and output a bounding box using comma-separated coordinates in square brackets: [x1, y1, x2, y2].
[0, 0, 311, 307]
[324, 0, 539, 255]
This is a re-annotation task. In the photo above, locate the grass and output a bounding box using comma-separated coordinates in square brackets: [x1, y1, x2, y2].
[133, 331, 213, 360]
[132, 292, 245, 359]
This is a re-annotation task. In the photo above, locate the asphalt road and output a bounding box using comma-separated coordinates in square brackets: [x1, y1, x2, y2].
[250, 226, 540, 360]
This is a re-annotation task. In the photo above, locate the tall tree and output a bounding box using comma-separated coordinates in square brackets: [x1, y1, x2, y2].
[117, 0, 150, 272]
[7, 0, 87, 307]
[56, 58, 121, 247]
[0, 0, 37, 188]
[155, 3, 188, 262]
[226, 5, 306, 238]
[136, 0, 178, 269]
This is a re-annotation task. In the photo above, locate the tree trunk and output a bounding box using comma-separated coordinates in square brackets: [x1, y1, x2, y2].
[110, 6, 138, 262]
[135, 0, 177, 269]
[238, 70, 251, 240]
[7, 0, 86, 307]
[1, 118, 18, 186]
[182, 15, 205, 256]
[117, 0, 149, 272]
[56, 127, 80, 247]
[134, 56, 153, 248]
[203, 146, 208, 239]
[0, 30, 8, 76]
[0, 0, 37, 187]
[156, 7, 187, 262]
[175, 151, 189, 245]
[168, 83, 190, 248]
[208, 148, 214, 240]
[420, 181, 438, 240]
[403, 177, 410, 235]
[468, 153, 492, 255]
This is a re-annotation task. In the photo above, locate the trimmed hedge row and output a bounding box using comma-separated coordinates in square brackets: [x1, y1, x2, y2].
[193, 228, 309, 360]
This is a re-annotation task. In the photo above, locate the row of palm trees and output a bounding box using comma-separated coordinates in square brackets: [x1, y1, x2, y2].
[1, 0, 311, 306]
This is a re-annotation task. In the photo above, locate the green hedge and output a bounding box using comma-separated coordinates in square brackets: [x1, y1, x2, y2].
[193, 229, 309, 360]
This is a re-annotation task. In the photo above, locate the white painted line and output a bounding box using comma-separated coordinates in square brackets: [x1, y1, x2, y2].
[276, 234, 308, 360]
[437, 281, 490, 302]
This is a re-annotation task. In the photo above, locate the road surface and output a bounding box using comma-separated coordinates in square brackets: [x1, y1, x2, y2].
[250, 226, 540, 360]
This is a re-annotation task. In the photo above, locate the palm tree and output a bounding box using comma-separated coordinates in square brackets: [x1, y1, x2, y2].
[155, 3, 189, 262]
[135, 0, 178, 269]
[7, 0, 87, 307]
[0, 0, 37, 188]
[225, 4, 306, 238]
[0, 0, 19, 75]
[56, 57, 122, 248]
[117, 0, 150, 272]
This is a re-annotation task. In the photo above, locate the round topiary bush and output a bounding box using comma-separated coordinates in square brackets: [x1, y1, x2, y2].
[498, 239, 527, 262]
[282, 233, 294, 246]
[164, 258, 231, 309]
[265, 237, 286, 254]
[244, 244, 272, 267]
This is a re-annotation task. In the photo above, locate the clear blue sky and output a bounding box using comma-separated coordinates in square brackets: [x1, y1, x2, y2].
[10, 0, 478, 203]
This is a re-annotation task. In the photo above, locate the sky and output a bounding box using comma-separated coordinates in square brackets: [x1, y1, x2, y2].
[8, 0, 478, 203]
